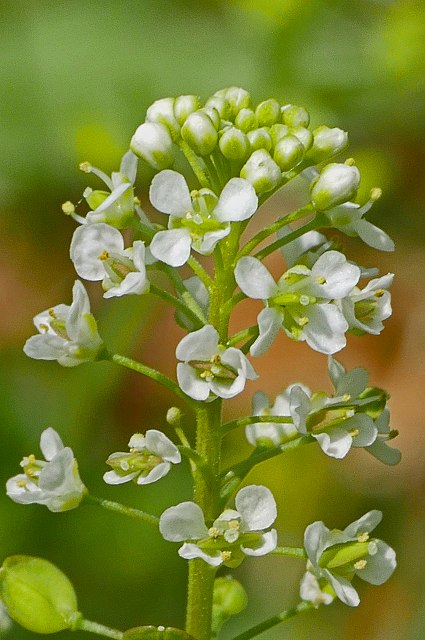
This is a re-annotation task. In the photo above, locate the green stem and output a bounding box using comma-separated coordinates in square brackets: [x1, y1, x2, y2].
[230, 601, 314, 640]
[85, 494, 159, 527]
[188, 256, 214, 290]
[220, 415, 294, 436]
[109, 353, 195, 408]
[237, 204, 314, 259]
[158, 264, 209, 324]
[179, 140, 210, 188]
[271, 546, 307, 559]
[226, 326, 258, 348]
[72, 617, 123, 639]
[150, 283, 205, 327]
[254, 215, 323, 261]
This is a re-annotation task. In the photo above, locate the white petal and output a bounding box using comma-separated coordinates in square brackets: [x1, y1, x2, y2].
[234, 257, 278, 299]
[104, 271, 149, 298]
[137, 462, 171, 484]
[23, 334, 66, 361]
[313, 428, 352, 459]
[144, 430, 181, 463]
[37, 448, 74, 492]
[198, 227, 230, 254]
[89, 182, 131, 217]
[150, 228, 192, 267]
[302, 304, 348, 354]
[176, 325, 219, 361]
[300, 571, 334, 606]
[310, 251, 360, 298]
[213, 178, 258, 222]
[149, 170, 191, 215]
[335, 366, 368, 398]
[289, 385, 311, 432]
[103, 470, 136, 485]
[242, 529, 277, 556]
[66, 281, 91, 342]
[159, 502, 209, 541]
[235, 485, 277, 531]
[324, 570, 360, 607]
[304, 521, 330, 566]
[178, 543, 223, 566]
[343, 510, 382, 538]
[353, 219, 395, 252]
[366, 439, 401, 466]
[120, 150, 138, 184]
[358, 540, 396, 585]
[327, 356, 345, 389]
[349, 414, 378, 447]
[70, 223, 124, 280]
[279, 227, 327, 268]
[40, 428, 64, 461]
[177, 363, 211, 401]
[250, 307, 282, 357]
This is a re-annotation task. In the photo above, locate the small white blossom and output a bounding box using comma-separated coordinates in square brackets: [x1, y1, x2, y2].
[302, 511, 396, 607]
[149, 170, 258, 266]
[6, 428, 86, 512]
[103, 430, 181, 486]
[340, 273, 393, 335]
[246, 387, 299, 448]
[235, 251, 360, 356]
[70, 223, 149, 298]
[176, 325, 257, 401]
[299, 571, 334, 607]
[23, 281, 104, 367]
[159, 485, 277, 567]
[310, 163, 360, 211]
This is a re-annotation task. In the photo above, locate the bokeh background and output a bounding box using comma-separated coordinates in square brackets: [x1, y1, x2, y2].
[1, 0, 424, 638]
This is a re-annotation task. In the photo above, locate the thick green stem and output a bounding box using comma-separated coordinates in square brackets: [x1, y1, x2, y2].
[85, 495, 159, 527]
[73, 617, 123, 639]
[254, 215, 324, 261]
[230, 601, 314, 640]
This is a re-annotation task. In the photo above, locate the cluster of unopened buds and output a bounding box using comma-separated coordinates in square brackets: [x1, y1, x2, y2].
[1, 87, 399, 639]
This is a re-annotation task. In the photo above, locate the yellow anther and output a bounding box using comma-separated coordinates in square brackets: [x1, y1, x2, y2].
[27, 454, 36, 464]
[298, 316, 309, 327]
[185, 212, 193, 220]
[370, 187, 382, 201]
[229, 520, 240, 530]
[79, 161, 92, 173]
[211, 354, 221, 364]
[349, 428, 359, 438]
[221, 551, 232, 561]
[208, 527, 220, 539]
[200, 370, 213, 380]
[342, 394, 351, 402]
[129, 448, 138, 454]
[133, 196, 141, 206]
[345, 158, 355, 166]
[26, 468, 34, 476]
[17, 479, 27, 488]
[354, 559, 367, 570]
[374, 289, 385, 298]
[357, 532, 369, 543]
[61, 201, 75, 215]
[39, 323, 49, 333]
[316, 276, 327, 285]
[98, 250, 110, 261]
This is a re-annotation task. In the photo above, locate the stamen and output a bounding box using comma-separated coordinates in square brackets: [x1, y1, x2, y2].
[221, 551, 232, 561]
[315, 276, 327, 285]
[98, 250, 110, 261]
[354, 559, 367, 570]
[349, 428, 359, 438]
[229, 520, 240, 530]
[79, 161, 92, 173]
[17, 479, 27, 488]
[357, 532, 369, 543]
[61, 201, 75, 215]
[298, 316, 309, 327]
[208, 527, 220, 539]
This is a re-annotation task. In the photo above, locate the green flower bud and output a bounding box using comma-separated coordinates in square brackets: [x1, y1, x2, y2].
[219, 127, 250, 161]
[199, 107, 221, 131]
[306, 125, 349, 163]
[269, 123, 289, 147]
[240, 149, 282, 194]
[310, 162, 361, 210]
[181, 111, 218, 156]
[166, 406, 183, 426]
[0, 556, 80, 634]
[247, 127, 272, 152]
[235, 108, 257, 133]
[255, 99, 281, 127]
[281, 104, 310, 128]
[289, 125, 314, 151]
[212, 577, 248, 630]
[130, 122, 174, 171]
[273, 134, 305, 171]
[124, 626, 195, 640]
[146, 98, 180, 138]
[205, 95, 231, 120]
[215, 87, 252, 119]
[174, 95, 201, 126]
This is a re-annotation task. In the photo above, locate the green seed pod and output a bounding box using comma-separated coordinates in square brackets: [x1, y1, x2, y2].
[273, 134, 305, 171]
[124, 626, 195, 640]
[306, 125, 349, 163]
[281, 104, 310, 128]
[247, 127, 272, 153]
[181, 111, 218, 156]
[219, 127, 250, 160]
[269, 123, 289, 147]
[255, 99, 281, 127]
[289, 125, 314, 151]
[174, 95, 202, 126]
[0, 556, 79, 634]
[235, 108, 257, 133]
[240, 149, 282, 194]
[130, 122, 174, 170]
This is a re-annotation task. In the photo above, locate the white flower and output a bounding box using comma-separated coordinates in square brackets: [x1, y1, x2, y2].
[246, 387, 299, 448]
[23, 281, 104, 367]
[78, 151, 138, 229]
[340, 273, 393, 335]
[235, 251, 360, 356]
[149, 170, 258, 266]
[302, 511, 396, 607]
[6, 428, 86, 512]
[176, 325, 257, 401]
[159, 485, 277, 567]
[103, 430, 181, 486]
[70, 223, 149, 298]
[299, 571, 334, 608]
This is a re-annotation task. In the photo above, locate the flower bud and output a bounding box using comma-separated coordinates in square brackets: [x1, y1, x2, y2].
[205, 95, 231, 119]
[199, 107, 221, 131]
[146, 98, 180, 138]
[255, 99, 281, 127]
[215, 87, 252, 119]
[281, 104, 310, 128]
[289, 125, 313, 151]
[0, 556, 79, 634]
[166, 406, 183, 426]
[130, 122, 174, 171]
[212, 576, 248, 636]
[273, 134, 305, 171]
[310, 163, 361, 210]
[247, 127, 272, 152]
[235, 108, 257, 133]
[240, 149, 282, 194]
[181, 111, 218, 156]
[124, 626, 195, 640]
[270, 123, 290, 147]
[219, 127, 250, 160]
[174, 95, 201, 126]
[306, 125, 349, 163]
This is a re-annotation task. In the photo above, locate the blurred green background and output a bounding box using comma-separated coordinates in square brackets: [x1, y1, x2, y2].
[1, 0, 424, 638]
